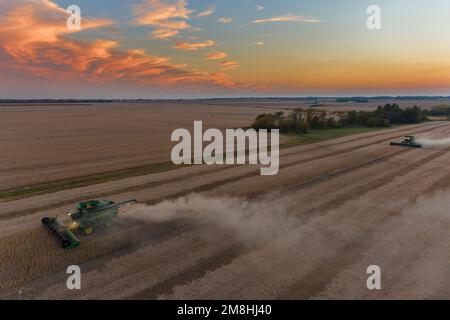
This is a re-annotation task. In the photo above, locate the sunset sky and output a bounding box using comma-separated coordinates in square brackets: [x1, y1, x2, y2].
[1, 0, 450, 98]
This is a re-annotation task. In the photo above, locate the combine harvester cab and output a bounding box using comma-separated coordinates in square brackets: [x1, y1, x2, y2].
[42, 199, 137, 249]
[390, 135, 422, 148]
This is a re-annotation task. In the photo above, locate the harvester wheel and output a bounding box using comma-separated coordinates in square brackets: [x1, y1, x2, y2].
[84, 226, 94, 235]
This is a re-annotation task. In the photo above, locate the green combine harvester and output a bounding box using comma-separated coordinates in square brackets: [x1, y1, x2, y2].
[390, 135, 422, 148]
[42, 199, 137, 249]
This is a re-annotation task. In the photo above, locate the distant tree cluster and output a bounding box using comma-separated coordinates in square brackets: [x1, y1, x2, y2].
[364, 104, 426, 126]
[423, 105, 450, 118]
[252, 104, 427, 133]
[336, 97, 369, 103]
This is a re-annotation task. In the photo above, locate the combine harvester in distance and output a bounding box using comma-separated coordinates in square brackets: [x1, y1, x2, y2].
[390, 135, 422, 148]
[42, 199, 137, 249]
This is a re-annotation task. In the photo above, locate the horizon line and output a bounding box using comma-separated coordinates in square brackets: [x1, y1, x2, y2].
[1, 96, 450, 102]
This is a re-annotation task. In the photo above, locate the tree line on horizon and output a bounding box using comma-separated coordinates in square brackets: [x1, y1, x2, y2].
[252, 104, 429, 133]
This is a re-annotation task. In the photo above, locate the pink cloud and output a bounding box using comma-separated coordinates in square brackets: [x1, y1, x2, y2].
[0, 0, 248, 90]
[218, 17, 233, 24]
[196, 6, 215, 18]
[151, 28, 180, 39]
[174, 39, 215, 51]
[205, 51, 227, 60]
[253, 14, 320, 24]
[134, 0, 192, 30]
[221, 61, 240, 71]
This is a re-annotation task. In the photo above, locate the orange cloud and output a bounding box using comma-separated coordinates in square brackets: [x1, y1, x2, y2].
[206, 51, 227, 60]
[221, 61, 240, 71]
[0, 0, 112, 63]
[134, 0, 192, 30]
[151, 28, 180, 39]
[174, 40, 215, 51]
[0, 0, 248, 90]
[253, 14, 320, 24]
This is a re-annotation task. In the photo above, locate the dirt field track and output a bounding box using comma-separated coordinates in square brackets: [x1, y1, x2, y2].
[2, 121, 450, 299]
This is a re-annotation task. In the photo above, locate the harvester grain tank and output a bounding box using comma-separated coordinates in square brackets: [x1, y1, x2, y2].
[390, 135, 422, 148]
[42, 199, 137, 249]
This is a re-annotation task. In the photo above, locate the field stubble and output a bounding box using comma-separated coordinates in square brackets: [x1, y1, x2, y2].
[2, 120, 450, 299]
